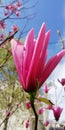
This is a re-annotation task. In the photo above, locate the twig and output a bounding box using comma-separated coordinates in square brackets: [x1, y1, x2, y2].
[0, 30, 18, 46]
[8, 13, 36, 20]
[0, 53, 11, 68]
[0, 104, 21, 127]
[57, 30, 65, 49]
[18, 19, 28, 40]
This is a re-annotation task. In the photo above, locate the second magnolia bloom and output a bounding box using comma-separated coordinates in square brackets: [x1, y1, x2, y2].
[11, 23, 65, 92]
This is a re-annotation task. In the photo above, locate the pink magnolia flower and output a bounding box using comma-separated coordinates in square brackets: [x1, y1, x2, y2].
[25, 119, 29, 128]
[16, 0, 22, 7]
[15, 11, 20, 16]
[6, 111, 11, 117]
[43, 85, 50, 93]
[26, 101, 31, 109]
[5, 5, 10, 10]
[0, 21, 6, 29]
[12, 25, 18, 32]
[16, 103, 19, 107]
[9, 4, 16, 12]
[44, 120, 49, 127]
[38, 107, 44, 115]
[58, 78, 65, 86]
[4, 9, 9, 16]
[11, 23, 65, 92]
[52, 106, 63, 121]
[46, 105, 54, 110]
[0, 34, 4, 41]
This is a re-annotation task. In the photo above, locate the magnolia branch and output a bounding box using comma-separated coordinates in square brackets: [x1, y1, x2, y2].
[0, 30, 18, 68]
[0, 30, 18, 46]
[0, 0, 37, 22]
[0, 104, 21, 127]
[0, 53, 11, 68]
[8, 13, 36, 20]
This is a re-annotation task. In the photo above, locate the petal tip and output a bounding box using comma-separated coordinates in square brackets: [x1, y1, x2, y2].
[29, 28, 34, 35]
[41, 22, 46, 31]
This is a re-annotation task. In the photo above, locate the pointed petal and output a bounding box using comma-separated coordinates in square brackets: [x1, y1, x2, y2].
[23, 29, 35, 79]
[24, 28, 34, 48]
[11, 39, 25, 87]
[40, 50, 65, 85]
[26, 23, 46, 89]
[36, 31, 50, 79]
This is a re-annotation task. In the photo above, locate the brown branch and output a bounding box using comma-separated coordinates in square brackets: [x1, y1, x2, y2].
[8, 13, 36, 20]
[0, 0, 17, 8]
[0, 0, 37, 22]
[18, 18, 28, 39]
[0, 30, 18, 68]
[0, 104, 21, 127]
[0, 53, 11, 68]
[57, 30, 65, 49]
[0, 30, 18, 46]
[23, 0, 39, 10]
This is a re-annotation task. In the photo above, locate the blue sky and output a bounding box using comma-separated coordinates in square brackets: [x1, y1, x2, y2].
[30, 0, 65, 55]
[1, 0, 65, 55]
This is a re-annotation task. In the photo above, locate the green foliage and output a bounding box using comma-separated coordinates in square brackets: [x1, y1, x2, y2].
[36, 97, 53, 105]
[0, 42, 28, 120]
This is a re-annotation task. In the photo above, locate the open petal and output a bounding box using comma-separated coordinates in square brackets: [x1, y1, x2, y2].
[11, 39, 25, 87]
[36, 31, 50, 80]
[26, 23, 46, 89]
[40, 50, 65, 86]
[22, 29, 35, 80]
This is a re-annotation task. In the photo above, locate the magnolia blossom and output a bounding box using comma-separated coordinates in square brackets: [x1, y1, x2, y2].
[26, 101, 31, 109]
[43, 85, 50, 93]
[16, 0, 22, 7]
[0, 34, 4, 41]
[46, 105, 54, 110]
[15, 11, 20, 16]
[11, 23, 65, 92]
[16, 103, 19, 107]
[58, 78, 65, 86]
[52, 106, 63, 121]
[38, 107, 44, 115]
[4, 0, 22, 17]
[6, 111, 11, 117]
[44, 120, 49, 127]
[25, 119, 29, 128]
[4, 10, 9, 16]
[12, 25, 18, 32]
[0, 21, 6, 29]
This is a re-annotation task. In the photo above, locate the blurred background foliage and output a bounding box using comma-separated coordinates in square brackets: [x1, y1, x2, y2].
[0, 41, 31, 129]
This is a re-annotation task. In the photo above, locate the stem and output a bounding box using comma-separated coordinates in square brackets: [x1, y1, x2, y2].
[30, 93, 38, 130]
[3, 117, 9, 130]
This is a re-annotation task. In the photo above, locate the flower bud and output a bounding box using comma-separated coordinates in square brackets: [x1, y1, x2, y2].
[44, 120, 49, 127]
[38, 107, 44, 115]
[25, 120, 29, 128]
[26, 101, 31, 109]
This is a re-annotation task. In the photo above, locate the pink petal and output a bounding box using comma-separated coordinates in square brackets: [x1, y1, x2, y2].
[22, 29, 35, 81]
[36, 31, 50, 80]
[40, 50, 65, 85]
[11, 39, 25, 87]
[26, 23, 46, 90]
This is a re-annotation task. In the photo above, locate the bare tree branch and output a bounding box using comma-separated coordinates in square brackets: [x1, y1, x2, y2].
[0, 30, 18, 46]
